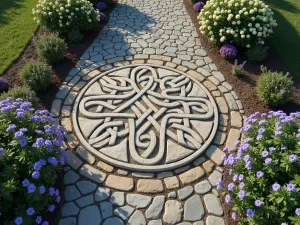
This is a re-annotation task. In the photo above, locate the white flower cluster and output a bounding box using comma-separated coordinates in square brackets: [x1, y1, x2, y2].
[198, 0, 277, 47]
[33, 0, 100, 32]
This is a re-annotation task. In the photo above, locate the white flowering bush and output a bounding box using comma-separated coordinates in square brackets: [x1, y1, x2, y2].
[33, 0, 100, 36]
[198, 0, 277, 48]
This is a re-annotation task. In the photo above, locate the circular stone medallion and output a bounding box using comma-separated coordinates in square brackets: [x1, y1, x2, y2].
[73, 65, 218, 172]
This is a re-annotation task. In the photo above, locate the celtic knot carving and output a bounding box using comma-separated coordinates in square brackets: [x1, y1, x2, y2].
[73, 65, 218, 171]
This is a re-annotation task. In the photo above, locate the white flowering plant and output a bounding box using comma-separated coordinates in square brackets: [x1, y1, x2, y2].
[33, 0, 100, 34]
[198, 0, 277, 48]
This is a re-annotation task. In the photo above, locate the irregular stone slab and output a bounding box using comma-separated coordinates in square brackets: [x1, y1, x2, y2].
[103, 217, 124, 225]
[76, 194, 94, 207]
[226, 129, 241, 149]
[76, 146, 95, 164]
[178, 223, 192, 225]
[166, 140, 194, 163]
[78, 205, 102, 225]
[95, 187, 111, 201]
[184, 195, 205, 221]
[168, 191, 177, 199]
[61, 202, 79, 217]
[126, 194, 152, 208]
[205, 145, 225, 166]
[208, 170, 223, 187]
[137, 179, 163, 193]
[206, 216, 225, 225]
[132, 172, 154, 178]
[145, 196, 165, 219]
[97, 161, 114, 172]
[195, 180, 212, 194]
[127, 210, 146, 225]
[106, 175, 134, 191]
[203, 160, 214, 173]
[193, 222, 204, 225]
[110, 192, 125, 206]
[64, 170, 80, 185]
[100, 202, 113, 219]
[58, 217, 76, 225]
[178, 186, 194, 200]
[163, 200, 183, 224]
[79, 164, 107, 183]
[66, 151, 82, 170]
[203, 194, 224, 216]
[231, 111, 243, 128]
[114, 205, 134, 220]
[164, 176, 179, 189]
[64, 186, 81, 201]
[76, 181, 97, 194]
[179, 167, 205, 185]
[148, 220, 162, 225]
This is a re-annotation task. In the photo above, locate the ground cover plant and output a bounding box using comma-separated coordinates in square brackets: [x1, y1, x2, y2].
[0, 0, 38, 76]
[0, 97, 68, 225]
[219, 111, 300, 225]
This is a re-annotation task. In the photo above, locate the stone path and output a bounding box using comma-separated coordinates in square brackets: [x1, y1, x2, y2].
[52, 0, 245, 224]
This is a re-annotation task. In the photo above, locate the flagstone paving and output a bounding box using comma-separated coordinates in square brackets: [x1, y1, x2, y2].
[53, 0, 245, 224]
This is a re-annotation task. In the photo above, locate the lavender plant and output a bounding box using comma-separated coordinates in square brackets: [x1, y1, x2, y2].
[232, 60, 246, 76]
[219, 111, 300, 225]
[0, 97, 68, 225]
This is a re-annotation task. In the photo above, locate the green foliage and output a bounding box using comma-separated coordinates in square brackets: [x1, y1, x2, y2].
[21, 62, 52, 92]
[221, 111, 300, 225]
[257, 67, 294, 106]
[0, 97, 67, 224]
[33, 0, 100, 37]
[246, 45, 268, 63]
[67, 29, 84, 43]
[36, 34, 67, 64]
[232, 60, 246, 76]
[0, 87, 39, 108]
[199, 0, 277, 47]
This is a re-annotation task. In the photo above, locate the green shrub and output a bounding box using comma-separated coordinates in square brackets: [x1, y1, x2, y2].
[0, 87, 39, 107]
[21, 62, 52, 92]
[68, 29, 84, 44]
[219, 111, 300, 225]
[33, 0, 100, 41]
[246, 45, 268, 63]
[199, 0, 277, 47]
[0, 97, 67, 225]
[257, 67, 294, 106]
[36, 34, 67, 64]
[232, 60, 246, 76]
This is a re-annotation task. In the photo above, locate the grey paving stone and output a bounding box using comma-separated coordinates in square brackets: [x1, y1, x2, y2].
[184, 195, 205, 221]
[103, 217, 124, 225]
[178, 186, 193, 200]
[110, 192, 125, 206]
[163, 200, 183, 224]
[76, 194, 94, 207]
[127, 210, 146, 225]
[114, 205, 134, 220]
[208, 170, 223, 187]
[194, 180, 212, 194]
[78, 205, 102, 225]
[145, 196, 165, 219]
[58, 217, 76, 225]
[95, 187, 111, 201]
[61, 202, 79, 217]
[76, 181, 97, 195]
[126, 194, 152, 209]
[64, 170, 80, 185]
[100, 202, 113, 219]
[203, 194, 224, 216]
[206, 216, 225, 225]
[148, 220, 162, 225]
[79, 164, 107, 183]
[64, 186, 81, 201]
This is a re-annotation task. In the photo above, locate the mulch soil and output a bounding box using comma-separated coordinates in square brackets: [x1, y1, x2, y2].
[183, 0, 300, 224]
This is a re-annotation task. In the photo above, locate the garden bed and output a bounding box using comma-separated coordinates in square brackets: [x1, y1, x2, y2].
[184, 0, 300, 117]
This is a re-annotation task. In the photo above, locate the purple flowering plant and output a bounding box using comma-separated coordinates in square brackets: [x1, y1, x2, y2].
[219, 111, 300, 225]
[232, 59, 246, 77]
[0, 98, 68, 225]
[220, 44, 238, 60]
[193, 1, 205, 12]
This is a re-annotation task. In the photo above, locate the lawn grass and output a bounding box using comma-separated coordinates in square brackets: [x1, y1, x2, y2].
[265, 0, 300, 80]
[0, 0, 38, 75]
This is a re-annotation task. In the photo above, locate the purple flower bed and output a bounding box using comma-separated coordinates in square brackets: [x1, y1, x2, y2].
[96, 1, 107, 10]
[0, 77, 9, 93]
[193, 1, 205, 12]
[99, 12, 107, 21]
[220, 44, 238, 60]
[218, 111, 300, 225]
[0, 97, 68, 224]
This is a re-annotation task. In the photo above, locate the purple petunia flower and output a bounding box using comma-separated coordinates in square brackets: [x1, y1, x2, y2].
[246, 209, 255, 218]
[15, 216, 23, 225]
[19, 138, 27, 147]
[28, 184, 36, 193]
[32, 171, 40, 179]
[289, 154, 297, 162]
[220, 44, 238, 59]
[238, 190, 246, 199]
[26, 207, 35, 216]
[262, 151, 269, 157]
[239, 182, 245, 189]
[96, 2, 107, 10]
[6, 124, 16, 132]
[232, 212, 237, 220]
[34, 161, 42, 171]
[225, 194, 231, 204]
[239, 174, 244, 181]
[39, 186, 46, 194]
[256, 171, 264, 178]
[49, 187, 55, 196]
[256, 134, 263, 141]
[193, 1, 205, 12]
[265, 158, 272, 165]
[48, 204, 55, 212]
[269, 147, 276, 152]
[296, 208, 300, 216]
[216, 179, 224, 190]
[275, 131, 282, 137]
[255, 200, 262, 207]
[272, 183, 281, 192]
[36, 216, 42, 224]
[0, 148, 5, 155]
[48, 157, 58, 166]
[22, 179, 30, 187]
[56, 195, 61, 203]
[246, 161, 253, 170]
[14, 131, 23, 139]
[286, 183, 296, 192]
[228, 183, 235, 191]
[42, 221, 49, 225]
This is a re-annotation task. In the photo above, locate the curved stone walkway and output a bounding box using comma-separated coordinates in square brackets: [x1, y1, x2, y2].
[52, 0, 245, 225]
